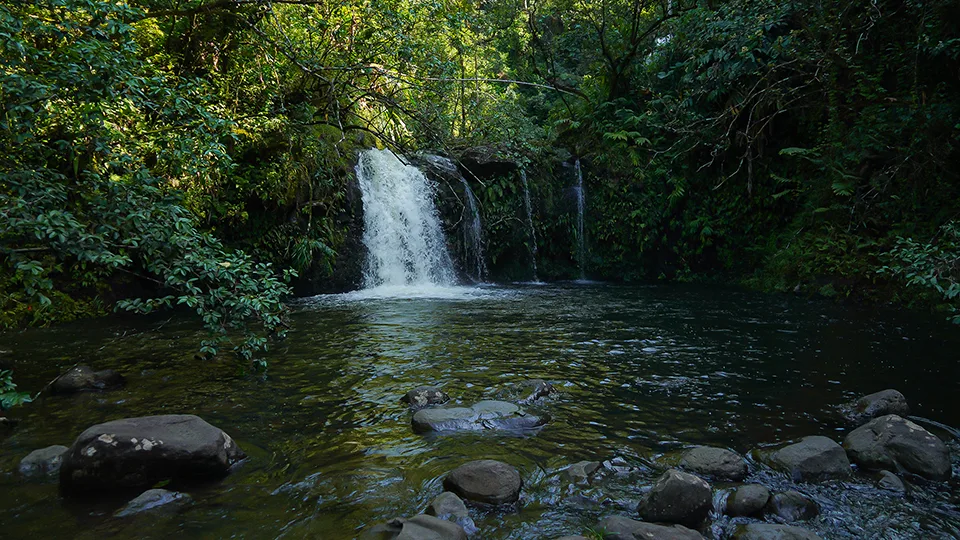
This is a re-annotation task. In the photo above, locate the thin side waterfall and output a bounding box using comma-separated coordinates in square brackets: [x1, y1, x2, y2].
[521, 169, 539, 281]
[458, 176, 488, 281]
[574, 158, 586, 280]
[355, 149, 456, 288]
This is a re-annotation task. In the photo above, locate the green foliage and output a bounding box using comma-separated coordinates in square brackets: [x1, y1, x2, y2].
[882, 222, 960, 323]
[0, 370, 31, 410]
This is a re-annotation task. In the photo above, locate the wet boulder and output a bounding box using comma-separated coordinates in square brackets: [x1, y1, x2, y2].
[60, 414, 245, 494]
[764, 490, 818, 523]
[562, 460, 601, 485]
[761, 436, 851, 482]
[637, 469, 712, 528]
[362, 515, 467, 540]
[114, 489, 192, 517]
[18, 445, 68, 477]
[725, 484, 770, 517]
[412, 401, 547, 434]
[426, 492, 477, 535]
[732, 524, 822, 540]
[402, 386, 450, 408]
[51, 365, 124, 394]
[842, 414, 951, 481]
[841, 389, 909, 425]
[443, 460, 522, 505]
[679, 446, 748, 481]
[598, 515, 704, 540]
[877, 470, 906, 493]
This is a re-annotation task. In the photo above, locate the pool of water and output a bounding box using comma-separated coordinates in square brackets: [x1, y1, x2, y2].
[1, 283, 958, 538]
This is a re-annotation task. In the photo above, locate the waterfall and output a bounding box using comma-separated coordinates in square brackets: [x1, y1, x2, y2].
[355, 149, 456, 288]
[574, 159, 586, 280]
[421, 154, 487, 282]
[521, 169, 540, 281]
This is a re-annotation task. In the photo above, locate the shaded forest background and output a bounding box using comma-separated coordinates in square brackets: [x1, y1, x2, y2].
[2, 0, 959, 364]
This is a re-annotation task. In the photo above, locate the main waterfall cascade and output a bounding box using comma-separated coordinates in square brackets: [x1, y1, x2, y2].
[355, 149, 457, 289]
[520, 169, 540, 282]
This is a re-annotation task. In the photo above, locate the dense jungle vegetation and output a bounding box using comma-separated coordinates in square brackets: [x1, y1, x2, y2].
[2, 0, 959, 380]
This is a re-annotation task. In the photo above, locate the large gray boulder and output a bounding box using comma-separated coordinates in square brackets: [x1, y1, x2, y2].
[732, 524, 822, 540]
[725, 484, 770, 517]
[51, 365, 124, 394]
[842, 414, 951, 480]
[764, 490, 818, 523]
[597, 515, 704, 540]
[679, 446, 748, 481]
[18, 445, 68, 477]
[443, 460, 522, 505]
[761, 436, 851, 482]
[841, 389, 909, 425]
[362, 515, 467, 540]
[402, 386, 450, 408]
[637, 469, 712, 527]
[60, 414, 245, 494]
[114, 489, 192, 517]
[412, 401, 547, 434]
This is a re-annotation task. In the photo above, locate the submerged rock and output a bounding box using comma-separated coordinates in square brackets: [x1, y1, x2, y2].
[562, 461, 601, 485]
[725, 484, 770, 517]
[841, 389, 910, 425]
[362, 515, 467, 540]
[877, 470, 906, 493]
[402, 386, 450, 408]
[597, 515, 704, 540]
[761, 436, 851, 482]
[679, 446, 748, 481]
[637, 469, 712, 527]
[732, 523, 822, 540]
[114, 488, 192, 517]
[426, 492, 477, 535]
[555, 536, 590, 540]
[51, 365, 124, 394]
[842, 414, 951, 480]
[765, 490, 818, 523]
[60, 414, 245, 494]
[517, 379, 554, 403]
[18, 445, 68, 477]
[443, 460, 522, 505]
[411, 400, 547, 433]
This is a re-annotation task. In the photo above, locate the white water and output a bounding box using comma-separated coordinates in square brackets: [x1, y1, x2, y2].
[574, 159, 586, 280]
[355, 149, 457, 290]
[421, 154, 487, 282]
[521, 169, 540, 281]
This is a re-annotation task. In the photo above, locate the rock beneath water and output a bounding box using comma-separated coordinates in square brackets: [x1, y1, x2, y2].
[51, 365, 124, 394]
[877, 470, 906, 493]
[762, 436, 851, 482]
[598, 515, 704, 540]
[563, 461, 601, 485]
[443, 460, 522, 505]
[518, 379, 554, 403]
[362, 515, 467, 540]
[843, 414, 951, 480]
[412, 401, 547, 434]
[765, 490, 818, 523]
[637, 469, 712, 527]
[114, 489, 192, 517]
[732, 523, 823, 540]
[402, 386, 450, 408]
[18, 445, 68, 477]
[60, 414, 245, 494]
[679, 446, 748, 481]
[841, 389, 910, 425]
[725, 484, 770, 517]
[426, 492, 477, 535]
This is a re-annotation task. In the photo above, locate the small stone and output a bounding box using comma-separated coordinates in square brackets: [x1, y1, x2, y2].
[841, 389, 910, 425]
[443, 460, 522, 505]
[518, 379, 554, 403]
[562, 461, 601, 485]
[732, 523, 823, 540]
[361, 515, 467, 540]
[426, 491, 478, 534]
[18, 445, 69, 477]
[679, 446, 748, 481]
[51, 365, 124, 394]
[764, 490, 818, 523]
[725, 484, 770, 517]
[761, 436, 851, 482]
[877, 470, 906, 493]
[115, 489, 192, 517]
[598, 515, 704, 539]
[412, 400, 547, 433]
[402, 386, 450, 408]
[637, 469, 712, 527]
[843, 414, 951, 481]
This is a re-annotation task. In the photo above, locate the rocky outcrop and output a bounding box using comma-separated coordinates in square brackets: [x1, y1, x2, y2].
[456, 147, 518, 179]
[761, 436, 851, 482]
[412, 401, 547, 433]
[725, 484, 770, 517]
[51, 365, 124, 394]
[18, 445, 68, 477]
[426, 492, 477, 535]
[842, 414, 951, 480]
[765, 490, 818, 523]
[598, 515, 704, 540]
[402, 386, 450, 408]
[562, 461, 601, 485]
[679, 446, 748, 481]
[60, 414, 245, 494]
[443, 460, 522, 505]
[114, 489, 192, 517]
[637, 469, 712, 527]
[841, 389, 909, 425]
[732, 524, 823, 540]
[362, 515, 467, 540]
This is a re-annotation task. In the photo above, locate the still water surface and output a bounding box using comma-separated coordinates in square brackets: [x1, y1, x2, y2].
[1, 283, 958, 538]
